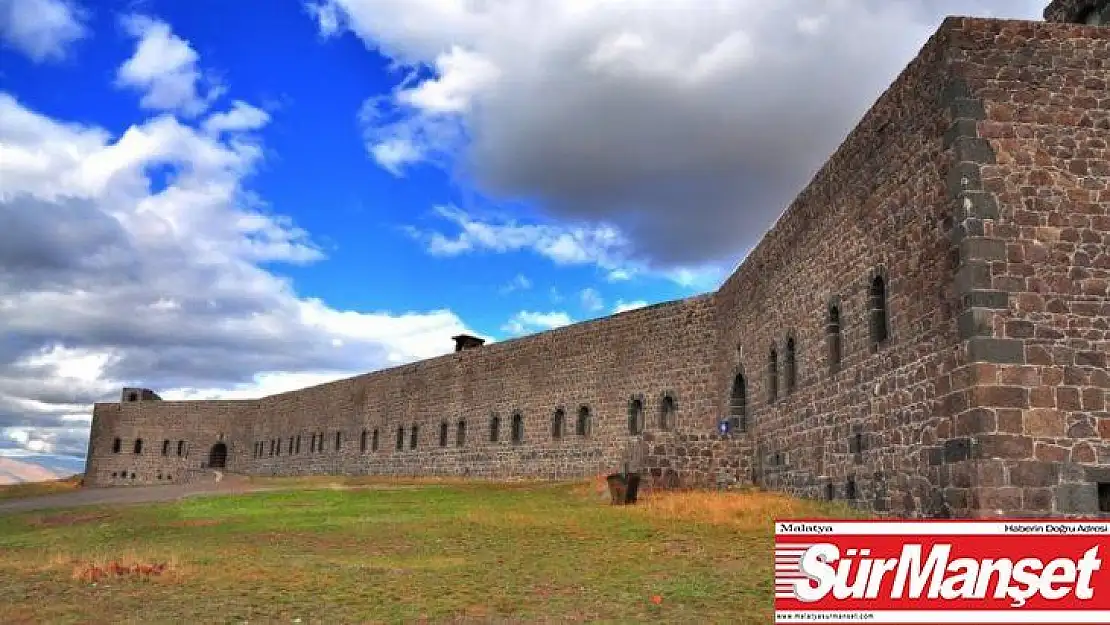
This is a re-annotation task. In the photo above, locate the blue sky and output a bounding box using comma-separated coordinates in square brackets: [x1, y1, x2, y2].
[3, 1, 692, 332]
[0, 0, 1045, 461]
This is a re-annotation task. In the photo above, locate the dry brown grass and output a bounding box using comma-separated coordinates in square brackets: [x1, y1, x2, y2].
[36, 552, 193, 584]
[574, 472, 863, 529]
[633, 488, 852, 529]
[0, 475, 83, 501]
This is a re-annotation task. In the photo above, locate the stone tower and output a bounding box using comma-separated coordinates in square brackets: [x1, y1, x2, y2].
[1045, 0, 1110, 24]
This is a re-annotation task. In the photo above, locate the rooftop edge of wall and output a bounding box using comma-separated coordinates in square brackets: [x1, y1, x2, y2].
[93, 400, 261, 409]
[122, 292, 715, 404]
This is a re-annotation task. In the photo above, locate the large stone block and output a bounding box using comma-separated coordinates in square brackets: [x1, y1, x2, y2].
[976, 434, 1034, 460]
[1025, 409, 1066, 438]
[1011, 461, 1060, 488]
[1055, 483, 1099, 515]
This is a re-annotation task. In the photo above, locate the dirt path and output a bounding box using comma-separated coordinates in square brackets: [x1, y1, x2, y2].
[0, 475, 262, 515]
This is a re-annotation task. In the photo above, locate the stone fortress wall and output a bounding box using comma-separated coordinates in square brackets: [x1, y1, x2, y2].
[84, 2, 1110, 518]
[86, 295, 731, 486]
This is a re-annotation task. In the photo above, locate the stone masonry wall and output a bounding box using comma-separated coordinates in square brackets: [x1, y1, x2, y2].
[85, 399, 260, 485]
[639, 432, 752, 489]
[713, 22, 969, 517]
[943, 17, 1110, 517]
[87, 295, 723, 486]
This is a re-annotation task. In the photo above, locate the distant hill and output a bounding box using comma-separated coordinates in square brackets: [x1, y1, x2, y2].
[0, 454, 85, 486]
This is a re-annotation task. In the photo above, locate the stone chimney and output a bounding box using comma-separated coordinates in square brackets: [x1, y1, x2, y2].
[452, 334, 485, 352]
[121, 387, 162, 402]
[1044, 0, 1109, 24]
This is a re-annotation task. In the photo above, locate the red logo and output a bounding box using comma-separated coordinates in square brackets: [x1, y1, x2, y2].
[774, 520, 1110, 623]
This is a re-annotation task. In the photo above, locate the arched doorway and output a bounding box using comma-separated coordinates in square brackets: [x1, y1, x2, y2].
[208, 442, 228, 469]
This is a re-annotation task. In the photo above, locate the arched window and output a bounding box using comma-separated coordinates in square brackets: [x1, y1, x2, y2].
[659, 394, 676, 431]
[456, 420, 466, 447]
[870, 274, 889, 346]
[628, 397, 644, 435]
[372, 428, 379, 451]
[177, 440, 185, 456]
[729, 373, 747, 432]
[511, 412, 524, 444]
[439, 421, 449, 447]
[409, 425, 419, 450]
[133, 438, 143, 454]
[112, 437, 121, 454]
[360, 429, 368, 453]
[785, 336, 797, 394]
[335, 431, 341, 451]
[552, 408, 565, 439]
[768, 347, 779, 403]
[396, 426, 404, 451]
[827, 304, 842, 370]
[576, 406, 591, 436]
[489, 415, 501, 442]
[295, 435, 301, 454]
[161, 439, 170, 456]
[275, 438, 281, 456]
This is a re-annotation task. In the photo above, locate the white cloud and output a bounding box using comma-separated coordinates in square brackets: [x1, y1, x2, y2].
[499, 274, 531, 294]
[161, 371, 359, 401]
[355, 45, 500, 173]
[14, 344, 121, 388]
[580, 287, 603, 312]
[367, 138, 422, 176]
[304, 0, 344, 38]
[202, 100, 271, 135]
[664, 266, 726, 291]
[397, 46, 500, 115]
[0, 0, 87, 62]
[409, 203, 627, 267]
[613, 300, 647, 314]
[0, 86, 478, 457]
[116, 15, 222, 117]
[308, 0, 1046, 271]
[501, 310, 572, 336]
[405, 204, 719, 288]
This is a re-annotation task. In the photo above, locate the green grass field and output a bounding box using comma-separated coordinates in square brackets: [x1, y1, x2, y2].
[0, 477, 864, 624]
